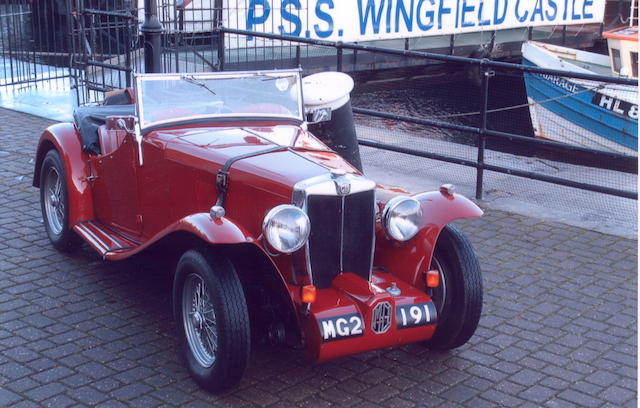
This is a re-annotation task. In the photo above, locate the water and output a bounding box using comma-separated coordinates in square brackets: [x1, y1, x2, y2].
[351, 68, 535, 153]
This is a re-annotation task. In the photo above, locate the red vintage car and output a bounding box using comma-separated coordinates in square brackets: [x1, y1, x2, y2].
[33, 70, 483, 392]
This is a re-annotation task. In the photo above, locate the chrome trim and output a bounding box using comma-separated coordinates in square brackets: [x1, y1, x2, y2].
[440, 183, 456, 196]
[262, 204, 311, 254]
[371, 302, 392, 334]
[292, 172, 377, 285]
[134, 69, 304, 131]
[381, 195, 422, 242]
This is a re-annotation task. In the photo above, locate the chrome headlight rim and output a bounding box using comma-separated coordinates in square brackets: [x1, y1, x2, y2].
[381, 196, 423, 242]
[262, 204, 311, 254]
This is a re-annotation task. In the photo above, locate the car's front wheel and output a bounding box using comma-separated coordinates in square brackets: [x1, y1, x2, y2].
[425, 225, 483, 350]
[39, 149, 80, 252]
[172, 248, 250, 392]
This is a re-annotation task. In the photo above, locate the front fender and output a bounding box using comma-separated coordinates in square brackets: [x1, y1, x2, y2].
[174, 213, 256, 245]
[374, 190, 483, 286]
[33, 123, 94, 225]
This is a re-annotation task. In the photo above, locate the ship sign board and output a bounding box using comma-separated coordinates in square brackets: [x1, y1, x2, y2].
[233, 0, 606, 43]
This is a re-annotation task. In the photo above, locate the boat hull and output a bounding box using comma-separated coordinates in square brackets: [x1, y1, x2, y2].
[522, 58, 637, 155]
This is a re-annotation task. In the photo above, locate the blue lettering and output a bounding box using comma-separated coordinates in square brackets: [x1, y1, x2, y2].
[438, 0, 452, 29]
[279, 0, 302, 36]
[477, 0, 491, 25]
[515, 0, 529, 22]
[530, 0, 544, 21]
[562, 0, 568, 19]
[246, 0, 271, 40]
[386, 0, 393, 33]
[314, 0, 334, 38]
[417, 0, 435, 30]
[395, 0, 415, 32]
[461, 0, 475, 27]
[582, 0, 593, 18]
[571, 0, 580, 19]
[357, 0, 386, 35]
[494, 0, 507, 24]
[545, 0, 558, 20]
[455, 0, 461, 28]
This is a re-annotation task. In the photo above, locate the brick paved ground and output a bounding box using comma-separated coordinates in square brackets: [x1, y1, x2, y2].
[0, 107, 636, 407]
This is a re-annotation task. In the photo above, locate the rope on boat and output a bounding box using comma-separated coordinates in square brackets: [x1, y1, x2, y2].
[413, 83, 612, 119]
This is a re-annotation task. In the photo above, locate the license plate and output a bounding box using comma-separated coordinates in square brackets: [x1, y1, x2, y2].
[319, 313, 364, 342]
[396, 302, 437, 329]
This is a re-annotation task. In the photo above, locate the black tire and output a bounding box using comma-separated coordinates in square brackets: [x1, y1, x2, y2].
[425, 225, 483, 350]
[39, 149, 81, 252]
[172, 248, 250, 393]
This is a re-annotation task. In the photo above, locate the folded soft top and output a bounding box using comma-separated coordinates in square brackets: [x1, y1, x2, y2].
[73, 104, 135, 155]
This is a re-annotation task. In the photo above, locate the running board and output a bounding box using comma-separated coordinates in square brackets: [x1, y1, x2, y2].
[74, 220, 140, 258]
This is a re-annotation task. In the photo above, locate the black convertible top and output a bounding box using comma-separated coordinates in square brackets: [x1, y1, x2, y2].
[73, 105, 135, 155]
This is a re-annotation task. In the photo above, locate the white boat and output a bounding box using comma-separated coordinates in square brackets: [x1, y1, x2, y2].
[521, 27, 638, 155]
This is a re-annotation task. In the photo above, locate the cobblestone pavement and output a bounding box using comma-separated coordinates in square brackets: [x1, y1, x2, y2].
[0, 107, 637, 407]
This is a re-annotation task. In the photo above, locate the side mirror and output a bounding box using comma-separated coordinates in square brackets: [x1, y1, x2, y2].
[305, 107, 332, 124]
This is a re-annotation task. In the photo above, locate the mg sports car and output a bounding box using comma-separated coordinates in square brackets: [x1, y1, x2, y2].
[33, 69, 483, 392]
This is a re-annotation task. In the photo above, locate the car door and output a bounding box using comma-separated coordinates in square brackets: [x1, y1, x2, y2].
[91, 130, 142, 237]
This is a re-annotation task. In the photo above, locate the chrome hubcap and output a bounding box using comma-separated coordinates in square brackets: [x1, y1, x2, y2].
[182, 274, 217, 368]
[43, 167, 64, 235]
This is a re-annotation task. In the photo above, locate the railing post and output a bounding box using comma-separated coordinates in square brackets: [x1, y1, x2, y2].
[141, 0, 163, 73]
[217, 27, 225, 71]
[475, 63, 492, 200]
[295, 45, 301, 67]
[336, 41, 343, 72]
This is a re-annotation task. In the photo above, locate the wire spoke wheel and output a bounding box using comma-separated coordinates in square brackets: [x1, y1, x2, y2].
[43, 165, 64, 236]
[39, 150, 80, 252]
[182, 273, 218, 368]
[173, 249, 250, 392]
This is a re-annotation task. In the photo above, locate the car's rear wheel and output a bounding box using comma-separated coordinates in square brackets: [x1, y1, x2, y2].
[425, 225, 482, 350]
[173, 248, 250, 392]
[40, 149, 80, 252]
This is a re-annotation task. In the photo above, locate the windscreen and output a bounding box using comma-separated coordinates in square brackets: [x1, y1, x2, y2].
[136, 71, 303, 128]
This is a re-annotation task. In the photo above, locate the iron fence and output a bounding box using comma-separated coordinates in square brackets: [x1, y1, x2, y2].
[70, 0, 139, 104]
[0, 0, 636, 203]
[217, 27, 637, 200]
[0, 0, 73, 87]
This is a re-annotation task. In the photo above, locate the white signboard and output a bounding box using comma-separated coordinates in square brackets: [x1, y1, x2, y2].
[230, 0, 606, 42]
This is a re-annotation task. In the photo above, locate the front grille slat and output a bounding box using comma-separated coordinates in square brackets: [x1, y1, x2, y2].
[342, 191, 375, 281]
[306, 190, 375, 288]
[306, 195, 341, 288]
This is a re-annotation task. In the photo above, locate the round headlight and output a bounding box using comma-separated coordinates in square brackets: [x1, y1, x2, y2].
[262, 205, 310, 253]
[382, 196, 423, 242]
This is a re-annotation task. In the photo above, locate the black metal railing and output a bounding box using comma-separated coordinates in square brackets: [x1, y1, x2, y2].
[0, 0, 74, 87]
[215, 26, 637, 201]
[0, 1, 636, 203]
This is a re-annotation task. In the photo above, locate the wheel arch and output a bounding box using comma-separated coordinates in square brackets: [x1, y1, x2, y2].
[32, 123, 94, 224]
[375, 190, 483, 286]
[156, 224, 303, 348]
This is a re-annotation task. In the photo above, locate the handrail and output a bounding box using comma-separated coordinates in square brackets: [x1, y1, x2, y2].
[218, 27, 638, 86]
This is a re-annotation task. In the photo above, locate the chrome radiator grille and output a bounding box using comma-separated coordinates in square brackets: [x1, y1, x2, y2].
[305, 189, 376, 288]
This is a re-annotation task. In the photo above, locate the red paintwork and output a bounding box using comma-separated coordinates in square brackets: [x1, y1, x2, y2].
[375, 190, 483, 288]
[302, 271, 436, 362]
[33, 123, 95, 224]
[33, 114, 482, 361]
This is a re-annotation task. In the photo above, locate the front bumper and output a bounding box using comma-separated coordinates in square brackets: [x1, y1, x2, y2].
[303, 271, 437, 362]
